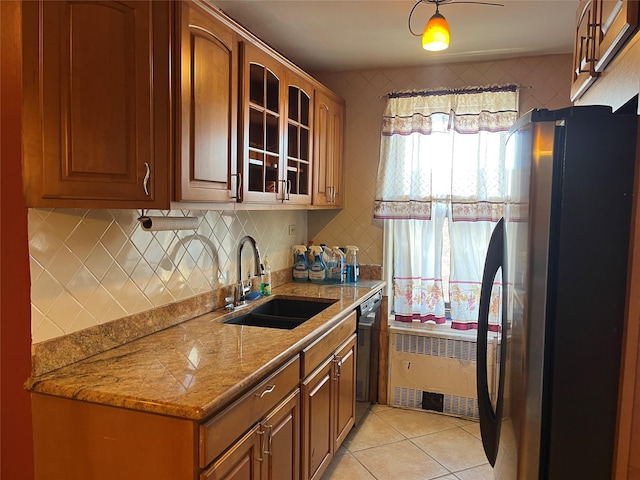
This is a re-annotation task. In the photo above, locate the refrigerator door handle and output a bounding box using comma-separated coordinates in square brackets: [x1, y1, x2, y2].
[477, 217, 507, 467]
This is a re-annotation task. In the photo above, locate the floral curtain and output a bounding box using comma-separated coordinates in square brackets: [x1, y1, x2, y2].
[374, 85, 518, 330]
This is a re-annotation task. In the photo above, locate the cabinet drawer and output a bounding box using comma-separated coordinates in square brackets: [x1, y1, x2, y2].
[301, 311, 356, 378]
[199, 355, 300, 468]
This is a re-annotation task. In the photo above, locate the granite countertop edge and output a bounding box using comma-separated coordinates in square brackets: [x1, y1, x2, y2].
[28, 281, 385, 421]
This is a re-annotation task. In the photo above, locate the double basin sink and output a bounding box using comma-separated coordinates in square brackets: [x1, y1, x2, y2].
[223, 298, 335, 330]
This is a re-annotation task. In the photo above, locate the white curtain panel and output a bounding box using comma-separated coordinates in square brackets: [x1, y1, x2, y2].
[375, 85, 518, 330]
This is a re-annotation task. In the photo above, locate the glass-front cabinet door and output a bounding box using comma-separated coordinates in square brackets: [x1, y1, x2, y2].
[284, 72, 313, 204]
[240, 43, 312, 205]
[242, 44, 283, 203]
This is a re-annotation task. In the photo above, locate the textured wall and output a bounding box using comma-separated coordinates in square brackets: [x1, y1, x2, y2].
[29, 208, 307, 343]
[309, 54, 573, 265]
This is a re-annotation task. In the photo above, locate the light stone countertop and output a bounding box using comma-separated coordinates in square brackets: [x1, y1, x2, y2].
[27, 281, 384, 421]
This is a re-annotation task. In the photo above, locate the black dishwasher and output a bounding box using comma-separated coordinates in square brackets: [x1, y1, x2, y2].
[355, 290, 382, 403]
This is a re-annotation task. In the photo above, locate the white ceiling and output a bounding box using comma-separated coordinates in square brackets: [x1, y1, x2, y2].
[208, 0, 579, 73]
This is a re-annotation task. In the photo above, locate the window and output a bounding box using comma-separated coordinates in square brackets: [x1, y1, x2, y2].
[375, 86, 518, 330]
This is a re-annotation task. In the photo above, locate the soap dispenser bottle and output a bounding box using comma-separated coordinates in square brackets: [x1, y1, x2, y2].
[308, 245, 327, 283]
[261, 256, 272, 295]
[292, 245, 309, 282]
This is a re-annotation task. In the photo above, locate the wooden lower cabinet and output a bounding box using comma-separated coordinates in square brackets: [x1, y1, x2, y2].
[263, 389, 301, 480]
[31, 317, 359, 480]
[301, 334, 357, 480]
[31, 394, 197, 480]
[202, 424, 264, 480]
[202, 389, 300, 480]
[333, 336, 357, 450]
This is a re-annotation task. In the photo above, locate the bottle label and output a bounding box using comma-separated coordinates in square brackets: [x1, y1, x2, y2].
[293, 264, 308, 281]
[308, 264, 326, 281]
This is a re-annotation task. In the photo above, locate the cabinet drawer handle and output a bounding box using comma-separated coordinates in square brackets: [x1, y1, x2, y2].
[143, 162, 151, 196]
[231, 173, 242, 202]
[255, 384, 276, 398]
[264, 424, 273, 456]
[333, 355, 342, 380]
[256, 427, 265, 462]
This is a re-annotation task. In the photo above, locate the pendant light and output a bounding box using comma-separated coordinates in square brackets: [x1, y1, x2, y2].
[422, 6, 450, 51]
[408, 0, 503, 53]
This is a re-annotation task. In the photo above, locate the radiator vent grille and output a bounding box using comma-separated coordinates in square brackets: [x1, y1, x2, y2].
[395, 333, 477, 361]
[392, 387, 479, 419]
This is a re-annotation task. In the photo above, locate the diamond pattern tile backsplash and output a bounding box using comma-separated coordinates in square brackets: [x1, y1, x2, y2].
[309, 54, 573, 265]
[29, 54, 572, 344]
[29, 208, 307, 343]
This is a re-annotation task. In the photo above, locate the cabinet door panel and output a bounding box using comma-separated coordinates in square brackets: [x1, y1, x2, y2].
[301, 359, 334, 480]
[23, 0, 170, 207]
[313, 96, 331, 205]
[284, 72, 313, 204]
[263, 389, 300, 480]
[176, 1, 237, 202]
[201, 424, 263, 480]
[570, 0, 600, 101]
[334, 336, 356, 450]
[595, 0, 639, 71]
[312, 90, 344, 207]
[240, 44, 285, 203]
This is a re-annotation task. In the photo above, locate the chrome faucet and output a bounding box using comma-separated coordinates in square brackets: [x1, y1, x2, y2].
[236, 235, 262, 305]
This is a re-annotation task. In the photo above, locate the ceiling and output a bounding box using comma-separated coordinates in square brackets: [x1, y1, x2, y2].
[208, 0, 579, 73]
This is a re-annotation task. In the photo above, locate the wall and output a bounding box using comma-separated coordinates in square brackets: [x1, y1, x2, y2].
[30, 208, 307, 343]
[309, 54, 573, 265]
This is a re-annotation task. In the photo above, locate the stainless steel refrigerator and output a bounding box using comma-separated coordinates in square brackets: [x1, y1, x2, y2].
[476, 105, 638, 479]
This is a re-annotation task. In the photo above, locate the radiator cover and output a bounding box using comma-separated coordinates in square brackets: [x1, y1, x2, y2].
[388, 326, 498, 420]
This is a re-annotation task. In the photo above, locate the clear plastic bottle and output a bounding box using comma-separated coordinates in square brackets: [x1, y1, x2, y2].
[346, 245, 359, 283]
[328, 246, 345, 283]
[262, 256, 272, 295]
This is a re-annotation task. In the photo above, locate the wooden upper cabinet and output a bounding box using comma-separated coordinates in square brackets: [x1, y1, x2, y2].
[571, 0, 600, 101]
[239, 43, 286, 204]
[284, 72, 314, 205]
[22, 0, 171, 208]
[175, 0, 238, 203]
[595, 0, 639, 72]
[313, 90, 344, 208]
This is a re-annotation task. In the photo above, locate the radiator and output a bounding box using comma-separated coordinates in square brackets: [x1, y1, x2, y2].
[388, 325, 498, 420]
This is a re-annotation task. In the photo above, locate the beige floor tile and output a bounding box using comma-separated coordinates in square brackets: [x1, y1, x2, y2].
[353, 439, 450, 480]
[342, 412, 405, 452]
[454, 463, 493, 480]
[370, 403, 393, 413]
[335, 444, 349, 457]
[376, 408, 459, 438]
[412, 428, 488, 472]
[320, 453, 376, 480]
[461, 422, 482, 440]
[355, 401, 372, 424]
[448, 416, 476, 427]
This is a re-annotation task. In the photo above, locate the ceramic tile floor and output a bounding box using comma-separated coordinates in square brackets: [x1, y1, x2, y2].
[321, 403, 492, 480]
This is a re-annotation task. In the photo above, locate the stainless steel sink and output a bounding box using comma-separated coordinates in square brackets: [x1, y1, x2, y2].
[223, 298, 335, 330]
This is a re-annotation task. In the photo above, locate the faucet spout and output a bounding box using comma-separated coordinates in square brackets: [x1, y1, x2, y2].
[236, 235, 262, 304]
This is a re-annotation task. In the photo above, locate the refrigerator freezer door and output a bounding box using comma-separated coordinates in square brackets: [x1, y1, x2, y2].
[494, 117, 558, 479]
